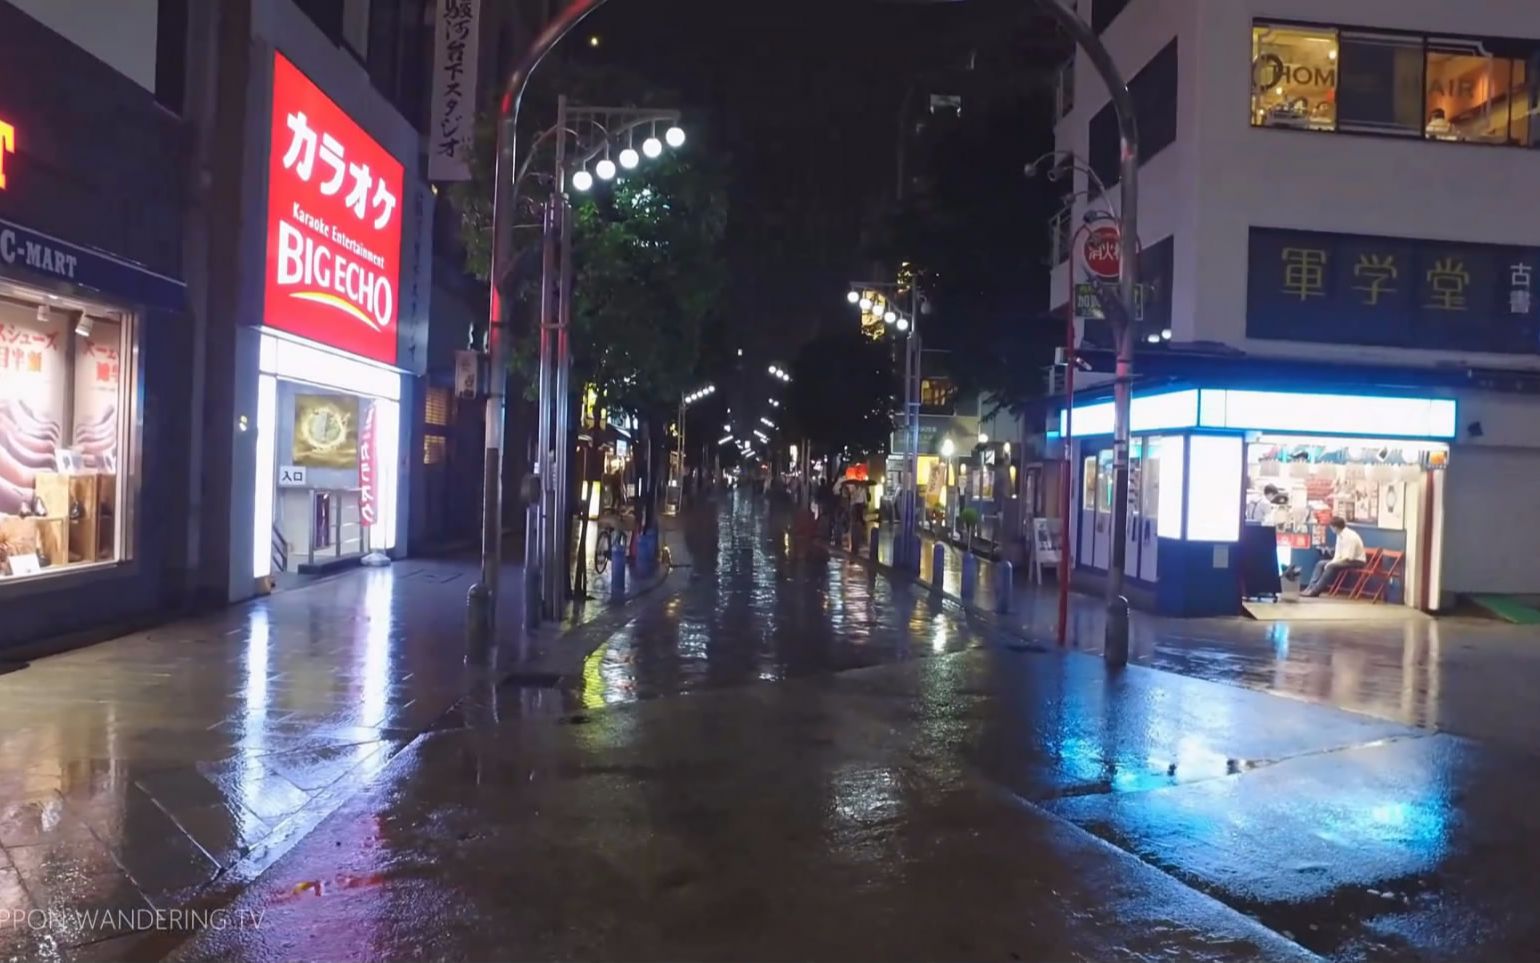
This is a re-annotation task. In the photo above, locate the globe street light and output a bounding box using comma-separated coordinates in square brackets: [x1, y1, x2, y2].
[571, 169, 593, 192]
[665, 125, 686, 148]
[619, 147, 640, 170]
[895, 316, 911, 333]
[883, 310, 897, 324]
[595, 158, 617, 181]
[847, 290, 860, 304]
[858, 296, 873, 311]
[642, 136, 663, 158]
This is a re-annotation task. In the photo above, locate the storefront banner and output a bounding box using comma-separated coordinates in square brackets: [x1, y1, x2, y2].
[358, 403, 377, 527]
[1247, 226, 1540, 355]
[0, 218, 184, 311]
[0, 301, 66, 514]
[265, 52, 404, 365]
[428, 0, 481, 182]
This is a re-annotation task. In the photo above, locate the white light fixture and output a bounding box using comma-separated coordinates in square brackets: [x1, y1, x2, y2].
[978, 432, 989, 445]
[847, 291, 860, 304]
[760, 417, 775, 427]
[1161, 328, 1173, 341]
[643, 136, 663, 158]
[619, 147, 640, 170]
[858, 297, 873, 311]
[896, 317, 911, 333]
[883, 310, 897, 324]
[941, 437, 956, 458]
[665, 126, 686, 148]
[1146, 333, 1161, 344]
[596, 158, 617, 181]
[571, 169, 594, 192]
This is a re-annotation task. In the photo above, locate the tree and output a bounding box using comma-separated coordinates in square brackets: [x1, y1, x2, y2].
[786, 330, 897, 468]
[447, 62, 730, 543]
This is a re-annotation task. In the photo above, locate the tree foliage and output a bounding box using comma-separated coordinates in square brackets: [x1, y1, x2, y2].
[786, 330, 897, 461]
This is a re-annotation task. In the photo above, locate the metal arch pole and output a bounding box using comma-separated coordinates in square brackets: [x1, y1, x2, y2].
[1034, 0, 1139, 666]
[467, 0, 609, 658]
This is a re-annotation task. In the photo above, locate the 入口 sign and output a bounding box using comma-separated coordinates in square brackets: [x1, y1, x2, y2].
[278, 465, 308, 487]
[265, 52, 404, 365]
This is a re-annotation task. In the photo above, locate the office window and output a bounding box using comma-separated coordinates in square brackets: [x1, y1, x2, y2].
[1252, 23, 1339, 130]
[424, 386, 451, 427]
[1090, 38, 1178, 192]
[921, 379, 957, 408]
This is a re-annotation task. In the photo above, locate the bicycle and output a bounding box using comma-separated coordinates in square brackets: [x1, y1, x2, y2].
[594, 523, 629, 574]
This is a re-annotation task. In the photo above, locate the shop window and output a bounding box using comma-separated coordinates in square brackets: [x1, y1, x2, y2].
[1252, 23, 1340, 131]
[1081, 455, 1097, 511]
[0, 283, 134, 580]
[1425, 43, 1532, 145]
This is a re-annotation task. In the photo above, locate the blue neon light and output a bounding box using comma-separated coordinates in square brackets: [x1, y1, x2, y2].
[1063, 387, 1456, 441]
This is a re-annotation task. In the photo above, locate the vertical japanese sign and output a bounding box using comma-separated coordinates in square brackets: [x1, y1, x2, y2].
[1248, 226, 1540, 355]
[358, 402, 377, 527]
[266, 52, 404, 365]
[428, 0, 481, 182]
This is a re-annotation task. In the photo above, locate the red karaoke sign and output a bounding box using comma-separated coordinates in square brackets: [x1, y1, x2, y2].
[264, 52, 403, 365]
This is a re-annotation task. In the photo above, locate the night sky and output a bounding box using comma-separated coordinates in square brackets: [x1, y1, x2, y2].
[575, 0, 1008, 363]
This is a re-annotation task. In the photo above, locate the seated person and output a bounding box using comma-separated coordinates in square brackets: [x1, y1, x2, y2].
[1302, 517, 1367, 597]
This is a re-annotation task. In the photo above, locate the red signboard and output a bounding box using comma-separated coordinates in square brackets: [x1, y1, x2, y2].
[359, 402, 377, 527]
[264, 52, 403, 365]
[1082, 225, 1122, 281]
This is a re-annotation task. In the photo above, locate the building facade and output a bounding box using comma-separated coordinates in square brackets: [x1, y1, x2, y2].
[0, 1, 193, 649]
[1051, 0, 1540, 611]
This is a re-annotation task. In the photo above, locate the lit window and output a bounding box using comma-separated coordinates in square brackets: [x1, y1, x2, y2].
[423, 435, 446, 466]
[1426, 42, 1531, 145]
[0, 284, 135, 580]
[1252, 23, 1340, 131]
[425, 386, 450, 427]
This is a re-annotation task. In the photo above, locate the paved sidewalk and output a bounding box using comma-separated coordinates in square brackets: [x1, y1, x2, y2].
[0, 541, 677, 962]
[864, 523, 1540, 755]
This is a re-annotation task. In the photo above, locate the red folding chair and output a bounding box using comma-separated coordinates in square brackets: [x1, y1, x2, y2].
[1326, 548, 1379, 598]
[1350, 549, 1403, 603]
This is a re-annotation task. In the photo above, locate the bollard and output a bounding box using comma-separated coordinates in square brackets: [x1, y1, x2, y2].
[995, 559, 1014, 614]
[1105, 595, 1130, 667]
[960, 551, 978, 600]
[610, 539, 627, 597]
[931, 542, 946, 590]
[869, 527, 880, 564]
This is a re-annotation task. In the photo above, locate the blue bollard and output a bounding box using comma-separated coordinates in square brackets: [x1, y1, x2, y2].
[961, 552, 978, 600]
[995, 559, 1014, 614]
[931, 542, 946, 590]
[610, 539, 627, 596]
[869, 527, 880, 564]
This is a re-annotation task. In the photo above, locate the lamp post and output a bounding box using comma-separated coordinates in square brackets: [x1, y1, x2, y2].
[847, 279, 922, 572]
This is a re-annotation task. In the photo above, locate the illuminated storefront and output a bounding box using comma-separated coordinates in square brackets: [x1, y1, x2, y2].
[249, 52, 408, 585]
[0, 2, 189, 648]
[1063, 386, 1457, 615]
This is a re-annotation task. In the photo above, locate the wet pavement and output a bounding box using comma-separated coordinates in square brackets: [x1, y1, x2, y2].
[869, 522, 1540, 757]
[10, 493, 1540, 960]
[0, 548, 671, 962]
[145, 493, 1540, 961]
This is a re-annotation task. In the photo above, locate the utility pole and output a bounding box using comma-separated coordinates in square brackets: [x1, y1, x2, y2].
[1033, 0, 1140, 667]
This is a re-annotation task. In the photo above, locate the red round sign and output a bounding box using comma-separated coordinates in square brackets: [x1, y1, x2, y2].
[1082, 225, 1122, 281]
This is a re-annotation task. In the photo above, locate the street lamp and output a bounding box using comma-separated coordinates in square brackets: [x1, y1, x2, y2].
[846, 290, 860, 304]
[978, 432, 989, 445]
[665, 125, 686, 148]
[883, 310, 897, 324]
[642, 136, 663, 158]
[895, 316, 910, 333]
[595, 157, 617, 181]
[619, 147, 640, 170]
[858, 296, 873, 311]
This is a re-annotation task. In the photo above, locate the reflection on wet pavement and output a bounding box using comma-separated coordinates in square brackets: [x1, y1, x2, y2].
[568, 497, 989, 707]
[875, 523, 1540, 754]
